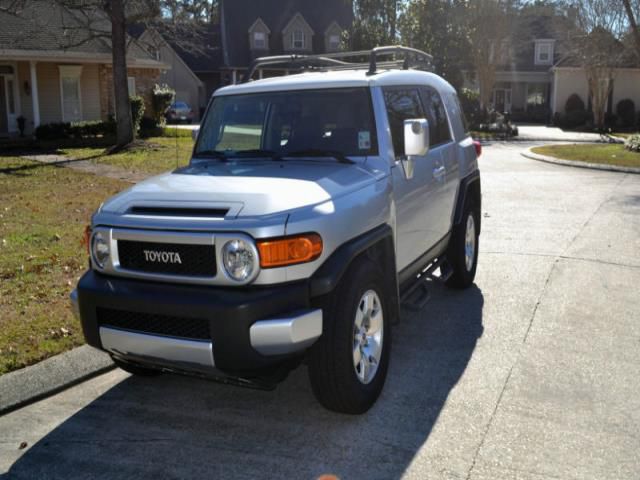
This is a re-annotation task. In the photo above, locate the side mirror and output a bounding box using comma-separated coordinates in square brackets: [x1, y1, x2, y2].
[191, 128, 199, 141]
[403, 119, 430, 157]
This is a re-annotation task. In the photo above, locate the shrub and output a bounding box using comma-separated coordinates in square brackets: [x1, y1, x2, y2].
[35, 122, 70, 140]
[139, 116, 163, 138]
[129, 95, 145, 134]
[625, 134, 640, 153]
[34, 120, 116, 140]
[616, 99, 636, 128]
[151, 84, 175, 126]
[565, 93, 586, 113]
[458, 88, 482, 127]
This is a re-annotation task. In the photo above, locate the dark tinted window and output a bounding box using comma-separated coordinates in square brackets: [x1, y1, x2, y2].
[419, 87, 452, 146]
[383, 88, 425, 157]
[195, 88, 378, 157]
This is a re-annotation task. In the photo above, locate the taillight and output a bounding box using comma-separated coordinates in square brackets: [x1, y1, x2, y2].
[257, 234, 323, 268]
[473, 140, 482, 158]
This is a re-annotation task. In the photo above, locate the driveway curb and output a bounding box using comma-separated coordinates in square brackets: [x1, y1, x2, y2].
[521, 146, 640, 174]
[0, 345, 115, 415]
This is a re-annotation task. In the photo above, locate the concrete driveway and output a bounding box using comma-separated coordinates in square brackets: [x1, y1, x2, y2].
[1, 143, 639, 479]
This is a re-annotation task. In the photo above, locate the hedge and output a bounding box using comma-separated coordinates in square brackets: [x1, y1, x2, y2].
[35, 120, 116, 140]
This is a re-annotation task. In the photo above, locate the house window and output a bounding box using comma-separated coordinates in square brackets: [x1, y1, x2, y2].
[253, 31, 266, 49]
[127, 76, 136, 95]
[328, 34, 340, 51]
[526, 83, 547, 107]
[535, 41, 554, 65]
[6, 78, 15, 114]
[59, 65, 83, 122]
[292, 30, 305, 49]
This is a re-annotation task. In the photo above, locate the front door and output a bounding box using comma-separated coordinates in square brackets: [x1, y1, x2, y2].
[383, 86, 440, 271]
[0, 78, 7, 134]
[493, 88, 512, 114]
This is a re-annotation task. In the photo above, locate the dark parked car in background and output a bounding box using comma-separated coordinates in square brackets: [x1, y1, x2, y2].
[165, 102, 195, 124]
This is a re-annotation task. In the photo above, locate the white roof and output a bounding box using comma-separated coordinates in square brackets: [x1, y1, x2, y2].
[214, 69, 456, 96]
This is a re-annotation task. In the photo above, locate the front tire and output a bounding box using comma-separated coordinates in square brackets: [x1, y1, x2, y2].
[307, 257, 391, 414]
[445, 201, 479, 289]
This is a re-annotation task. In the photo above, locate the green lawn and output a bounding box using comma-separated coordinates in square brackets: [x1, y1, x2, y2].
[531, 144, 640, 168]
[62, 135, 194, 175]
[0, 157, 127, 374]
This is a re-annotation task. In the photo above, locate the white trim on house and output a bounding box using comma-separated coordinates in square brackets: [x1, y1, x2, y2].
[58, 65, 83, 122]
[0, 49, 169, 69]
[0, 61, 21, 133]
[29, 60, 40, 128]
[127, 76, 136, 96]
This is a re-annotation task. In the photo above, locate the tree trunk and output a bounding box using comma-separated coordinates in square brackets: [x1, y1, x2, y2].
[622, 0, 640, 61]
[108, 0, 133, 148]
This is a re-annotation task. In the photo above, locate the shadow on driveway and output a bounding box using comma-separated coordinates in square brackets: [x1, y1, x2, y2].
[5, 283, 484, 479]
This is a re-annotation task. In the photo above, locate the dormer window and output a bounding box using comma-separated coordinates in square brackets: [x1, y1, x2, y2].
[535, 40, 555, 65]
[324, 21, 343, 52]
[292, 30, 305, 49]
[283, 13, 313, 52]
[329, 35, 340, 50]
[253, 31, 266, 49]
[248, 17, 270, 51]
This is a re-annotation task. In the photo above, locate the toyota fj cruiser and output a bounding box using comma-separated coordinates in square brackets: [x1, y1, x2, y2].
[71, 47, 482, 414]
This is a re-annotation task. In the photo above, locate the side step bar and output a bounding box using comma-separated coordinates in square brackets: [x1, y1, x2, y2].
[400, 256, 452, 312]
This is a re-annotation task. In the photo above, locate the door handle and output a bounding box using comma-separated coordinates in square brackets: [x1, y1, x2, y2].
[433, 165, 446, 181]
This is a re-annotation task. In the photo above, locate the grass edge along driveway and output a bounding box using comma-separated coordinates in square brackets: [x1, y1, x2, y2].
[531, 143, 640, 169]
[0, 156, 128, 375]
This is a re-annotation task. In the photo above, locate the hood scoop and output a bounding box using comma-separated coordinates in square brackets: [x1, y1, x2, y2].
[128, 206, 230, 218]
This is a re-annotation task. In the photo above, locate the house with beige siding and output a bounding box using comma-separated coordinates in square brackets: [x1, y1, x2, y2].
[0, 1, 166, 137]
[464, 9, 640, 125]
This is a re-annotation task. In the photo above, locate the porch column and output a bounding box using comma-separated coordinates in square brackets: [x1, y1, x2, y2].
[231, 70, 237, 84]
[29, 61, 41, 128]
[258, 69, 263, 80]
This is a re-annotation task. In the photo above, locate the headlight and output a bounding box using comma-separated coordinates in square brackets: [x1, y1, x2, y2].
[91, 232, 110, 269]
[222, 239, 256, 281]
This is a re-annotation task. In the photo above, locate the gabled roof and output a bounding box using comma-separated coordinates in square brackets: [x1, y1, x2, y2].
[0, 0, 163, 66]
[495, 13, 571, 73]
[219, 0, 353, 67]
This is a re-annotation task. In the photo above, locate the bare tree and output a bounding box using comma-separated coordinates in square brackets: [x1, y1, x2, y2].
[567, 0, 627, 129]
[622, 0, 640, 60]
[1, 0, 214, 148]
[464, 0, 511, 111]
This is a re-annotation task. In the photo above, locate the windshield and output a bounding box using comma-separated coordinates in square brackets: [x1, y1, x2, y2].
[194, 87, 378, 158]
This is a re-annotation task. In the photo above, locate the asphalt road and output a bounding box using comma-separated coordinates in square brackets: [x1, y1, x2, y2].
[1, 143, 639, 480]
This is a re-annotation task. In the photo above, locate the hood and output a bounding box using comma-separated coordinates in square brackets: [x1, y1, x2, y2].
[99, 160, 380, 218]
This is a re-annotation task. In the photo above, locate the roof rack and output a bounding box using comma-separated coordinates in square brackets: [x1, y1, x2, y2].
[241, 45, 433, 83]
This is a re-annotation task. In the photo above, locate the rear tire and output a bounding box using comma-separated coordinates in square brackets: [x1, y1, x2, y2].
[445, 200, 479, 289]
[111, 356, 162, 377]
[307, 257, 391, 414]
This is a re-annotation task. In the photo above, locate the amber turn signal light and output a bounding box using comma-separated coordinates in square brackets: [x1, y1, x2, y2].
[82, 225, 92, 254]
[257, 234, 323, 268]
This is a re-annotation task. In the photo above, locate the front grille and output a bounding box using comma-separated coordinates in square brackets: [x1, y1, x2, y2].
[117, 240, 216, 277]
[97, 308, 211, 340]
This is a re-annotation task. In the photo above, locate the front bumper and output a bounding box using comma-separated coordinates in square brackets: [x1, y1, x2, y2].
[72, 271, 322, 374]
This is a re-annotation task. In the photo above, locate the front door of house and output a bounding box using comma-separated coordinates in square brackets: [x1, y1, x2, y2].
[0, 78, 7, 134]
[493, 88, 512, 114]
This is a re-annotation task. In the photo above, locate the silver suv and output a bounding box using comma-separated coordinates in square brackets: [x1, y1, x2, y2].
[72, 47, 482, 414]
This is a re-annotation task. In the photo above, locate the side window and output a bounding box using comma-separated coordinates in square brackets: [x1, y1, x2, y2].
[383, 88, 425, 157]
[419, 87, 452, 146]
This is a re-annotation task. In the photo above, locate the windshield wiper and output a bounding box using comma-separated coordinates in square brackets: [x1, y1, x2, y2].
[192, 150, 229, 160]
[231, 149, 278, 159]
[275, 149, 355, 164]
